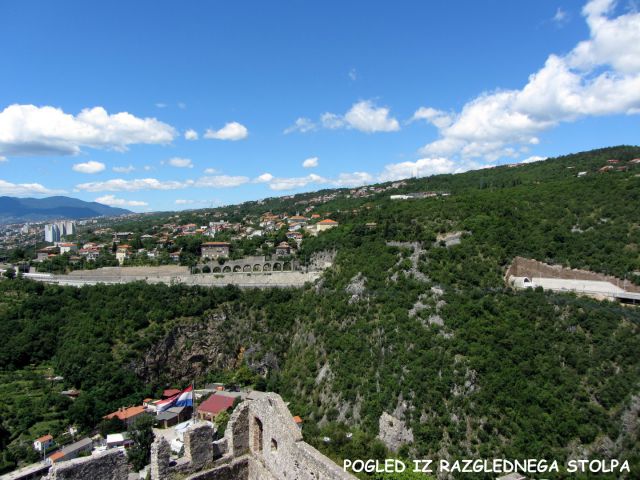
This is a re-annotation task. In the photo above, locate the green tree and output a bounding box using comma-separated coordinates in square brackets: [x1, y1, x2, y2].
[127, 415, 155, 471]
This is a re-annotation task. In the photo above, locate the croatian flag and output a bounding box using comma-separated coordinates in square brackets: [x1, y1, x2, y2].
[156, 385, 194, 413]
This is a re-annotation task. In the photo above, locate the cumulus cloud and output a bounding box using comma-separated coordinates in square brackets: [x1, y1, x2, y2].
[167, 157, 193, 168]
[203, 167, 217, 174]
[522, 155, 547, 163]
[288, 100, 400, 134]
[335, 171, 374, 186]
[77, 178, 187, 192]
[95, 194, 148, 207]
[418, 0, 640, 163]
[204, 122, 248, 141]
[72, 160, 106, 174]
[0, 179, 64, 196]
[284, 117, 316, 134]
[378, 157, 457, 182]
[302, 156, 319, 168]
[343, 101, 400, 132]
[410, 107, 453, 129]
[76, 174, 249, 192]
[113, 165, 135, 173]
[184, 129, 198, 141]
[193, 175, 249, 188]
[320, 112, 345, 129]
[259, 171, 374, 191]
[268, 174, 329, 191]
[0, 104, 176, 157]
[255, 173, 274, 183]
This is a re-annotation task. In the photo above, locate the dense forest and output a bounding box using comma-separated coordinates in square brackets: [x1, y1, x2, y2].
[1, 146, 639, 478]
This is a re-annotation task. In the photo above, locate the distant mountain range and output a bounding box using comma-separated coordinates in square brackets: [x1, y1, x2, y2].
[0, 196, 131, 224]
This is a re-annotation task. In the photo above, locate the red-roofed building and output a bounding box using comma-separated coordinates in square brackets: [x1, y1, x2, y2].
[163, 388, 181, 398]
[104, 405, 147, 426]
[317, 219, 339, 232]
[48, 451, 65, 463]
[34, 434, 54, 452]
[197, 394, 236, 421]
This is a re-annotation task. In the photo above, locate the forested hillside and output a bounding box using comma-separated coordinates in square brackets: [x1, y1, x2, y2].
[1, 146, 640, 478]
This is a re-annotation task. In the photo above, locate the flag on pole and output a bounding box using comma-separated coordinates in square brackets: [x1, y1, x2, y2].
[156, 385, 194, 412]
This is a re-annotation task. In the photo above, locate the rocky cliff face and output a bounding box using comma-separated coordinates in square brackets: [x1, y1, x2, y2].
[132, 311, 239, 384]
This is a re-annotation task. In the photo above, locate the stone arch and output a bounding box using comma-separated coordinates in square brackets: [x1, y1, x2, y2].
[283, 262, 292, 271]
[233, 265, 242, 272]
[263, 263, 271, 271]
[253, 264, 262, 272]
[212, 266, 221, 273]
[272, 262, 282, 271]
[243, 265, 252, 272]
[223, 266, 231, 273]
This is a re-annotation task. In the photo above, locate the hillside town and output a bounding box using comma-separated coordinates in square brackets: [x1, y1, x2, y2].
[2, 383, 308, 480]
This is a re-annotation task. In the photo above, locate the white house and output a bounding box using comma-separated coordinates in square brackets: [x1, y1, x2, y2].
[34, 434, 54, 452]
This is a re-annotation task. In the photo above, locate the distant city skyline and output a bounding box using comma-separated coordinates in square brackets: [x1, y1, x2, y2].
[0, 0, 639, 211]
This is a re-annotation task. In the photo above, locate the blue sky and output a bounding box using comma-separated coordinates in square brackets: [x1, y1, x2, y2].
[0, 0, 638, 211]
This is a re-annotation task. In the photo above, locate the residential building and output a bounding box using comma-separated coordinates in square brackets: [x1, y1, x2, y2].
[104, 405, 147, 427]
[47, 438, 93, 464]
[201, 242, 230, 260]
[44, 224, 60, 243]
[33, 434, 54, 452]
[276, 242, 291, 256]
[197, 394, 236, 421]
[59, 243, 77, 255]
[105, 433, 132, 449]
[155, 406, 192, 429]
[115, 245, 130, 265]
[316, 219, 339, 232]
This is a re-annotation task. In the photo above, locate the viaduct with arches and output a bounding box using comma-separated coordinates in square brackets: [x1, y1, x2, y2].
[198, 255, 299, 274]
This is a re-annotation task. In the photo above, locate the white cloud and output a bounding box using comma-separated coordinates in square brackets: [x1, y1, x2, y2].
[522, 155, 547, 163]
[167, 157, 193, 168]
[204, 167, 218, 174]
[553, 7, 569, 25]
[193, 175, 249, 188]
[77, 178, 188, 192]
[72, 160, 106, 174]
[175, 199, 194, 205]
[343, 101, 400, 132]
[255, 173, 274, 183]
[268, 174, 329, 191]
[95, 194, 148, 207]
[155, 102, 168, 108]
[0, 179, 64, 195]
[261, 171, 373, 191]
[184, 129, 199, 141]
[177, 102, 187, 110]
[284, 117, 316, 134]
[348, 68, 358, 81]
[335, 171, 373, 186]
[302, 156, 319, 168]
[0, 156, 8, 163]
[418, 0, 640, 163]
[0, 104, 176, 157]
[379, 158, 456, 182]
[113, 165, 135, 173]
[204, 122, 248, 141]
[411, 107, 453, 129]
[320, 112, 345, 129]
[290, 101, 400, 134]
